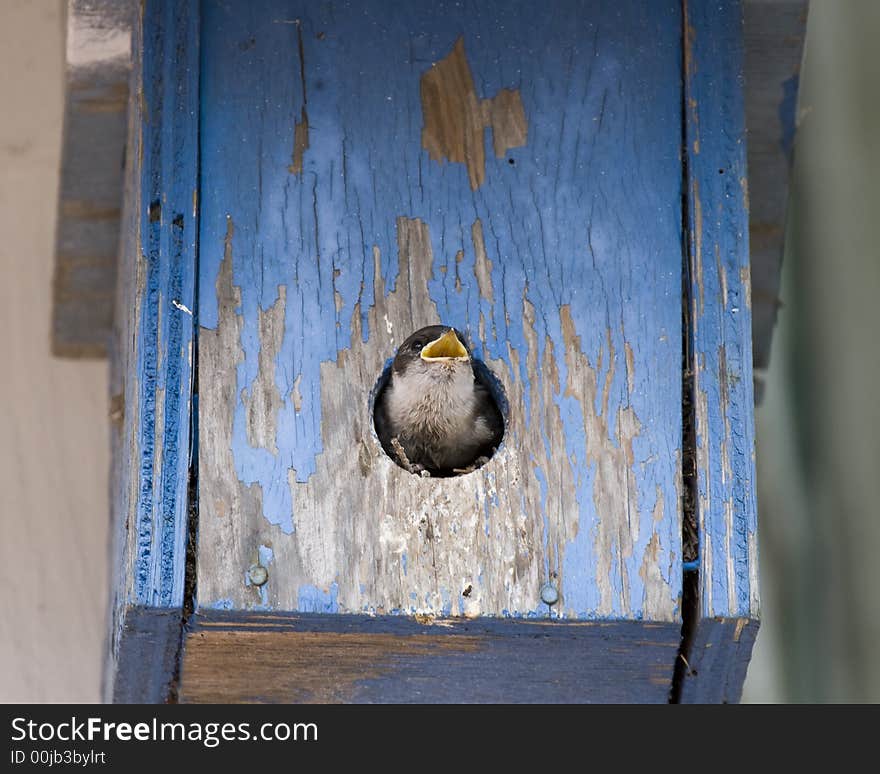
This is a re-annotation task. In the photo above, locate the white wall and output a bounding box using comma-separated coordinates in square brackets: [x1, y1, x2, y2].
[0, 0, 109, 703]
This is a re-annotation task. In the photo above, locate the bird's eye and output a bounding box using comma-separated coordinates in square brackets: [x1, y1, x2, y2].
[410, 340, 423, 351]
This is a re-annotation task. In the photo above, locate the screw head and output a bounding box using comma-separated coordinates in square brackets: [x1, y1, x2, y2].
[247, 564, 269, 587]
[540, 582, 559, 606]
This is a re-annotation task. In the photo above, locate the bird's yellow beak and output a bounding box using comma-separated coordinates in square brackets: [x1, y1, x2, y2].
[421, 329, 469, 361]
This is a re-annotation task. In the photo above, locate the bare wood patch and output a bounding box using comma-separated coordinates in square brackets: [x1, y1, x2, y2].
[639, 531, 675, 621]
[693, 181, 704, 317]
[560, 308, 676, 618]
[420, 37, 527, 190]
[243, 287, 286, 455]
[198, 217, 677, 621]
[198, 218, 268, 605]
[288, 21, 310, 175]
[740, 264, 751, 311]
[484, 88, 528, 159]
[694, 370, 713, 615]
[624, 341, 636, 396]
[288, 106, 310, 175]
[471, 219, 494, 303]
[180, 629, 482, 703]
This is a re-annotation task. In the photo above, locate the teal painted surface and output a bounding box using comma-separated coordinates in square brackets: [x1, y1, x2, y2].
[196, 0, 685, 619]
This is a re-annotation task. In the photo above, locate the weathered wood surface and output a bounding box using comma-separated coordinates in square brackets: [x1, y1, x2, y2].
[197, 0, 685, 623]
[50, 1, 805, 374]
[680, 0, 759, 700]
[53, 0, 135, 358]
[180, 612, 679, 704]
[679, 616, 757, 703]
[743, 0, 808, 401]
[106, 0, 198, 702]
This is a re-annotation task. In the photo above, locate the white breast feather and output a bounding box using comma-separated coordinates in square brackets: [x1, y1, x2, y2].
[386, 363, 494, 468]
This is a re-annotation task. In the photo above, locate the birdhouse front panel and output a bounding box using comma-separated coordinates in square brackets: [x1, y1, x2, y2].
[196, 0, 685, 623]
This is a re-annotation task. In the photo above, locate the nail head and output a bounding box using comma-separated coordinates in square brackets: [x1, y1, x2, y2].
[540, 582, 559, 606]
[247, 564, 269, 586]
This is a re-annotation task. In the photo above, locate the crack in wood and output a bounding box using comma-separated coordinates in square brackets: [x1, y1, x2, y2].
[289, 21, 310, 174]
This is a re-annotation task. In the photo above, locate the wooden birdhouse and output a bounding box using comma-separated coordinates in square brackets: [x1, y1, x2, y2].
[68, 0, 803, 703]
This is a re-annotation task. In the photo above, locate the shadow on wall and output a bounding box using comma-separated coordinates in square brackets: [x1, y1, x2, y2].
[744, 1, 880, 702]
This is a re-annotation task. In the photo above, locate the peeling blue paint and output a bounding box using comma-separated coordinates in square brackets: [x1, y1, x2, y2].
[205, 598, 235, 610]
[258, 544, 274, 568]
[199, 0, 684, 618]
[297, 583, 339, 614]
[440, 588, 453, 617]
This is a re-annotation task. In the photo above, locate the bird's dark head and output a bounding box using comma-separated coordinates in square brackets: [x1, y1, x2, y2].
[392, 325, 471, 381]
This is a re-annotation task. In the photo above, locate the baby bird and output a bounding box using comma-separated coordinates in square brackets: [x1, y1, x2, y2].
[374, 325, 504, 476]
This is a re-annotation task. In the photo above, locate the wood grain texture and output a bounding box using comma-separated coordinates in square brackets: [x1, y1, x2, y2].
[107, 0, 198, 701]
[420, 36, 527, 191]
[180, 612, 678, 704]
[112, 608, 183, 703]
[679, 616, 757, 703]
[197, 0, 684, 622]
[684, 0, 759, 622]
[52, 0, 134, 357]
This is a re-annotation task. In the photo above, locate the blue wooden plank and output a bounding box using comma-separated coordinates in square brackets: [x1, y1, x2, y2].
[679, 615, 757, 703]
[112, 608, 185, 703]
[133, 0, 199, 608]
[108, 0, 199, 701]
[196, 0, 685, 622]
[684, 0, 759, 619]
